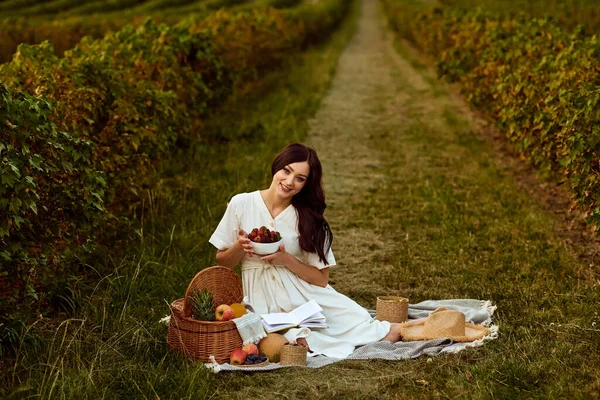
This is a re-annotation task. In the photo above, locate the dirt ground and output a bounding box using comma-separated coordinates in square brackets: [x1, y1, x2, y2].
[306, 0, 599, 294]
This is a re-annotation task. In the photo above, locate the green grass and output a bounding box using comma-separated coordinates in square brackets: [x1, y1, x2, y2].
[3, 0, 600, 396]
[0, 0, 361, 398]
[346, 23, 600, 397]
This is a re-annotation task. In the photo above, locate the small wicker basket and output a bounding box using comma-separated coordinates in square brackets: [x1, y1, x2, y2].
[167, 266, 244, 364]
[280, 344, 307, 367]
[376, 296, 409, 323]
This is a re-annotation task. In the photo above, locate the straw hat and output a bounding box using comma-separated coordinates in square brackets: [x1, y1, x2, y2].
[399, 307, 489, 342]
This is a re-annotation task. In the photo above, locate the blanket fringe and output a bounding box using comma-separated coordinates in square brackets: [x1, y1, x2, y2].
[242, 331, 267, 346]
[443, 324, 499, 354]
[204, 355, 221, 373]
[480, 300, 497, 327]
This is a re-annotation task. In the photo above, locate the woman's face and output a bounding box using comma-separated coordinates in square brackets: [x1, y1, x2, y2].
[273, 161, 310, 199]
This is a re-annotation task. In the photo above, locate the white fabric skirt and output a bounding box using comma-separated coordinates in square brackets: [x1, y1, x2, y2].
[242, 260, 391, 358]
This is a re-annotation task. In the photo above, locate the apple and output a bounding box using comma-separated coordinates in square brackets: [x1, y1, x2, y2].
[230, 348, 247, 365]
[242, 343, 259, 356]
[215, 304, 234, 321]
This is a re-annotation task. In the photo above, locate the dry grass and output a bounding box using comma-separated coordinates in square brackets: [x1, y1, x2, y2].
[216, 0, 599, 398]
[3, 0, 599, 397]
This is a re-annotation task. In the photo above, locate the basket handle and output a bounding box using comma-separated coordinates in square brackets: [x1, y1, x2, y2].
[182, 266, 243, 318]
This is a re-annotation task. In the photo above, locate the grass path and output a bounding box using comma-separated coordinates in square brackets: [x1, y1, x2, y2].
[3, 0, 598, 397]
[217, 0, 600, 397]
[305, 0, 429, 298]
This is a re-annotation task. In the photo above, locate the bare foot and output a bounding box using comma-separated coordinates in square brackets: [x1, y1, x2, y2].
[380, 323, 402, 342]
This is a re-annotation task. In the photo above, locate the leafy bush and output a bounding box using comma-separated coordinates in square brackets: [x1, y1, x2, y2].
[384, 3, 600, 230]
[0, 0, 350, 352]
[0, 83, 106, 318]
[438, 0, 600, 37]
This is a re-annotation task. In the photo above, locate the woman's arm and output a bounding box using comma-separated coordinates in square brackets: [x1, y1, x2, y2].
[215, 229, 254, 268]
[260, 245, 329, 287]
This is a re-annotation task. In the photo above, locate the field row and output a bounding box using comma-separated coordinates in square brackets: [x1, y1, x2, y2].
[0, 0, 225, 18]
[0, 0, 350, 345]
[440, 0, 600, 36]
[0, 0, 302, 64]
[384, 0, 600, 233]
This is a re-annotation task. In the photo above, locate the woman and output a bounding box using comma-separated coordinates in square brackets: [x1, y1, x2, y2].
[209, 143, 402, 358]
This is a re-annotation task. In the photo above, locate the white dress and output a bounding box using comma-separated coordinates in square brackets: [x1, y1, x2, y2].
[209, 190, 391, 358]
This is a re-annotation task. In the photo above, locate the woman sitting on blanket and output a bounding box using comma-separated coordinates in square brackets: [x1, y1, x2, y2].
[209, 143, 402, 358]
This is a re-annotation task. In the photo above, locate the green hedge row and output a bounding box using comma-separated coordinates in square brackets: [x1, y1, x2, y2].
[384, 2, 600, 231]
[438, 0, 600, 36]
[0, 84, 106, 309]
[0, 0, 241, 65]
[0, 0, 350, 334]
[0, 0, 308, 65]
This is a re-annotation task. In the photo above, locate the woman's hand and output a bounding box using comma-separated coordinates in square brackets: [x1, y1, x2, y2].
[237, 229, 254, 257]
[261, 244, 329, 287]
[260, 244, 291, 265]
[215, 229, 252, 268]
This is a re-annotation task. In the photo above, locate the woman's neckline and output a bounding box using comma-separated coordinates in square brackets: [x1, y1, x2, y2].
[257, 190, 293, 220]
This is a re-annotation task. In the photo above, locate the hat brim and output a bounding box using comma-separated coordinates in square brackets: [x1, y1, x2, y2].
[399, 319, 489, 342]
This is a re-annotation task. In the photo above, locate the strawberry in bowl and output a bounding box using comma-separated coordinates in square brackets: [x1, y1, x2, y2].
[248, 226, 282, 255]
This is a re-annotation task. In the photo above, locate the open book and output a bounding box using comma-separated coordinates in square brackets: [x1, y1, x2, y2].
[261, 299, 327, 333]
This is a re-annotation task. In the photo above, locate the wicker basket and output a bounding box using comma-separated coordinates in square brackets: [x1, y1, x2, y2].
[280, 344, 307, 367]
[167, 266, 244, 364]
[376, 296, 409, 323]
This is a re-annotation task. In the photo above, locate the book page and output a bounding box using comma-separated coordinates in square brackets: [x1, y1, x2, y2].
[261, 300, 323, 325]
[300, 321, 328, 329]
[288, 300, 323, 324]
[304, 311, 326, 322]
[261, 320, 296, 333]
[261, 312, 293, 325]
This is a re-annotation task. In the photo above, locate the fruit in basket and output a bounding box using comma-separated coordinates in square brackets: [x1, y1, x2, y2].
[258, 333, 288, 362]
[230, 303, 247, 318]
[215, 304, 235, 321]
[230, 349, 247, 365]
[189, 288, 216, 321]
[242, 343, 259, 356]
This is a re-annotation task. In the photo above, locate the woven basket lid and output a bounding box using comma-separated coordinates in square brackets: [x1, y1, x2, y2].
[183, 266, 243, 317]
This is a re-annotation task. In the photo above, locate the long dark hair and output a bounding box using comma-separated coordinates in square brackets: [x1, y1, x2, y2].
[271, 143, 333, 265]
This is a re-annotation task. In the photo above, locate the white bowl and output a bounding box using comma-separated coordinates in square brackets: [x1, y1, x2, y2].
[251, 239, 283, 255]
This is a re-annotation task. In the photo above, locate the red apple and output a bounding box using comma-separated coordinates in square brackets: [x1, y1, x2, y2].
[215, 304, 234, 321]
[230, 348, 247, 365]
[242, 343, 259, 356]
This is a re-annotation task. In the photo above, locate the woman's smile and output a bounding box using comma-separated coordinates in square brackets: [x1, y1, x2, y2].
[274, 161, 310, 198]
[277, 181, 296, 196]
